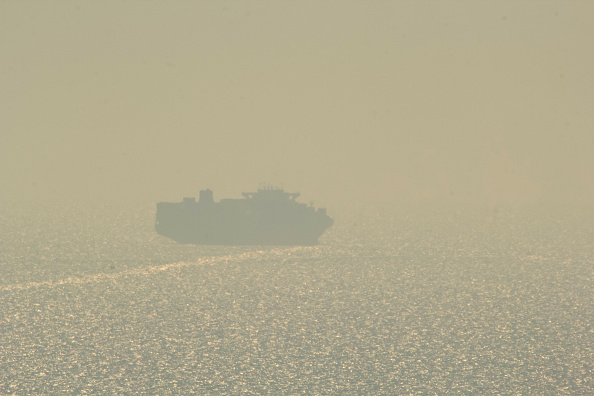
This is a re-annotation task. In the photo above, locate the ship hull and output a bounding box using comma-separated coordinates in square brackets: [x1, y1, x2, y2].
[155, 225, 325, 246]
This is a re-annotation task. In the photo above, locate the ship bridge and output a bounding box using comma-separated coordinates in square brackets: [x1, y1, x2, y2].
[242, 187, 299, 201]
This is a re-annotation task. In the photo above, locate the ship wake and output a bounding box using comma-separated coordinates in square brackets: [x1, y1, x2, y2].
[0, 246, 314, 292]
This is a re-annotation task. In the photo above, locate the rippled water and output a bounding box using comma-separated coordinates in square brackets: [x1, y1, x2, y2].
[1, 201, 592, 394]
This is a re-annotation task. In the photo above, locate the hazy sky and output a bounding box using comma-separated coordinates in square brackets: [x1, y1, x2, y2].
[2, 1, 593, 208]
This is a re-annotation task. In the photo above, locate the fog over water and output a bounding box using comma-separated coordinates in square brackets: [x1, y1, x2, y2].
[1, 1, 593, 209]
[1, 1, 593, 394]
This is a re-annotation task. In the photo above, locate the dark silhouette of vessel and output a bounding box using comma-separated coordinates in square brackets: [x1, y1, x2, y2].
[156, 186, 333, 245]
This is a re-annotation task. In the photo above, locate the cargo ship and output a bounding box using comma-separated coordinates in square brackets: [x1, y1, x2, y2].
[155, 186, 333, 245]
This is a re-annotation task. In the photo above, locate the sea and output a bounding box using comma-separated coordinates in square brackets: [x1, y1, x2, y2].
[0, 200, 592, 395]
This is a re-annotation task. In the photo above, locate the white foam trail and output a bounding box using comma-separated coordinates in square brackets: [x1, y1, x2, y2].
[0, 247, 309, 292]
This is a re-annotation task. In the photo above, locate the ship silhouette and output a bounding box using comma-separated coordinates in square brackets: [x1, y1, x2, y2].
[156, 186, 333, 245]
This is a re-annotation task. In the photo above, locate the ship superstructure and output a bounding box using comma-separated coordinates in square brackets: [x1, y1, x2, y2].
[155, 187, 333, 245]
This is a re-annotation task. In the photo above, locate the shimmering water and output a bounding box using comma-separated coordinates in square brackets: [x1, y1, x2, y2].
[1, 202, 592, 394]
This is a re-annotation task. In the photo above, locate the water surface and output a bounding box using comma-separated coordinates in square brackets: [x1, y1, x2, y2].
[1, 202, 591, 394]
